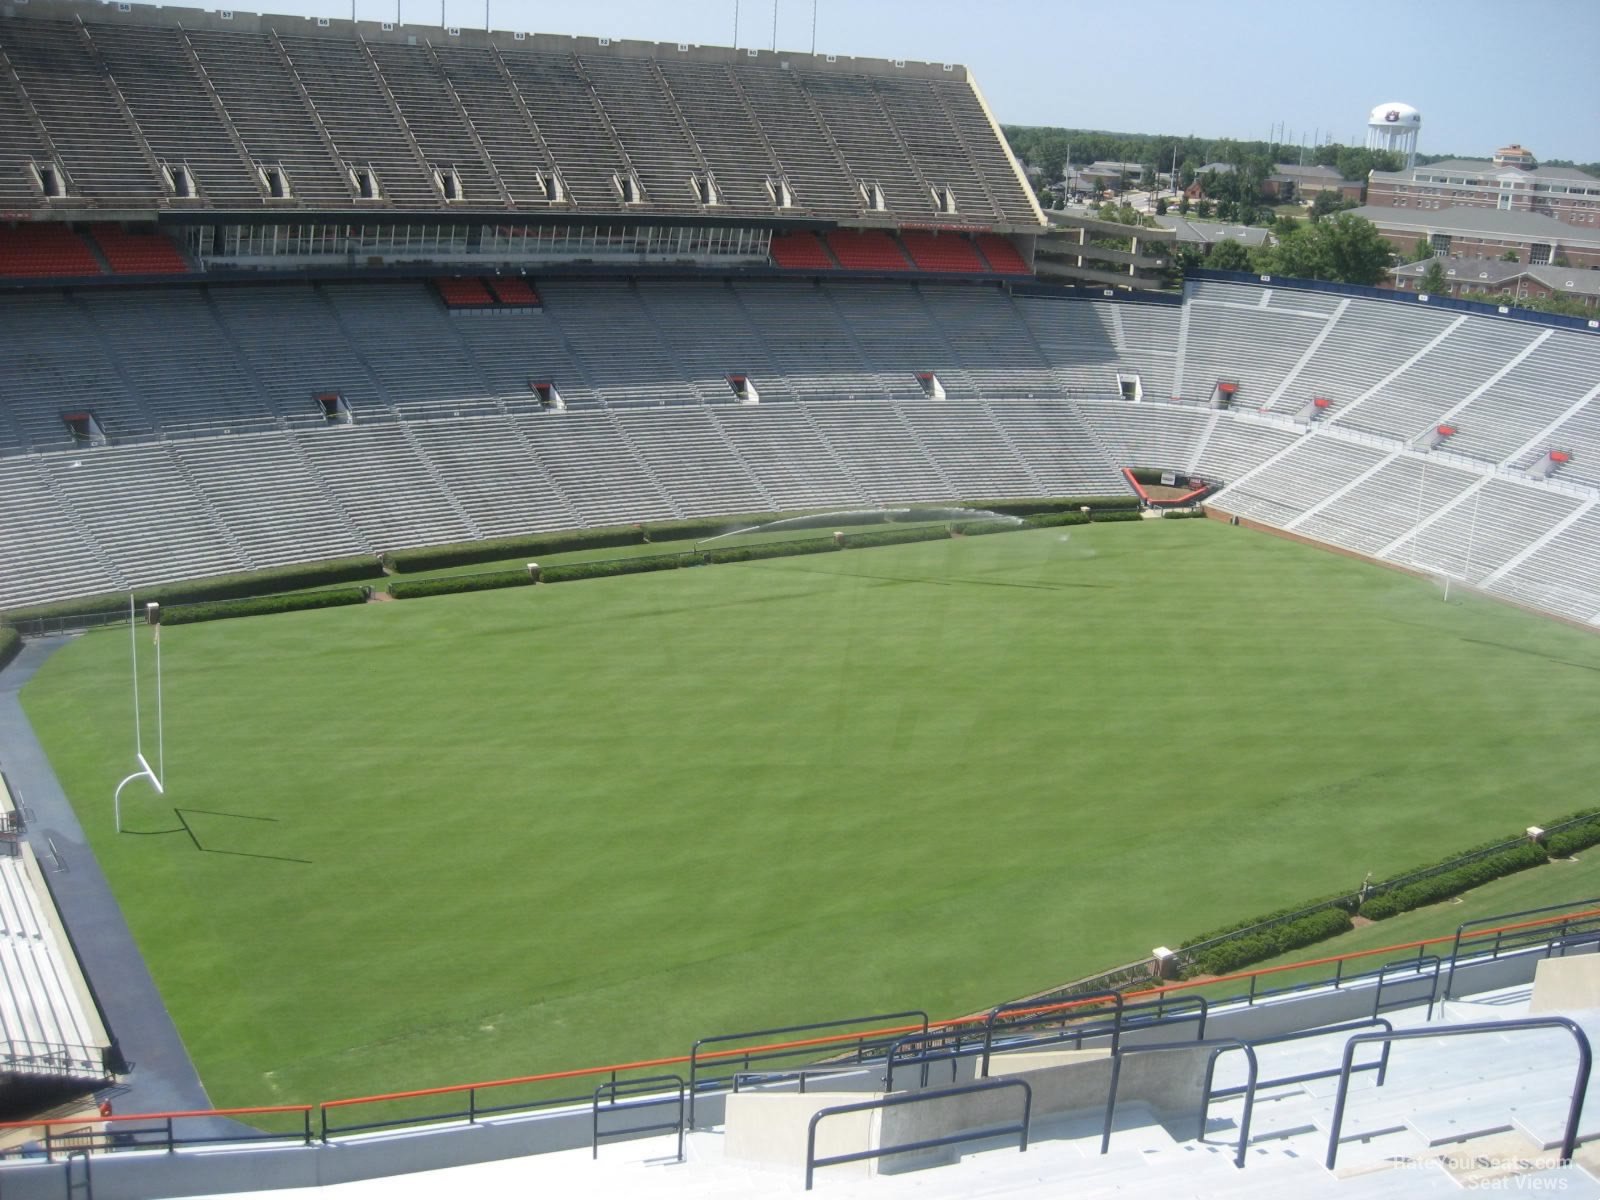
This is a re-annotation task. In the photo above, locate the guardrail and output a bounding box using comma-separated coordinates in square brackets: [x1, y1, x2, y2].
[1444, 899, 1600, 1000]
[592, 1075, 684, 1163]
[1102, 1038, 1257, 1169]
[19, 1107, 314, 1160]
[1324, 1018, 1593, 1170]
[3, 903, 1598, 1163]
[804, 1078, 1032, 1191]
[688, 1011, 928, 1127]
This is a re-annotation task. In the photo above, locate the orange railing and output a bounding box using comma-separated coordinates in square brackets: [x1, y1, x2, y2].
[3, 903, 1597, 1153]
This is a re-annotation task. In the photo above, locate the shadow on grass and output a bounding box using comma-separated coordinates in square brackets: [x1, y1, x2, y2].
[121, 808, 311, 864]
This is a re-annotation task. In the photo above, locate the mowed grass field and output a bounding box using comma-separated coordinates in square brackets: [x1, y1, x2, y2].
[20, 520, 1600, 1112]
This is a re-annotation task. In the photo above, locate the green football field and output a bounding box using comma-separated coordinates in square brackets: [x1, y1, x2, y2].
[20, 520, 1600, 1113]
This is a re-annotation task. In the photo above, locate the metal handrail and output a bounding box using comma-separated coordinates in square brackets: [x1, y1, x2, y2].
[979, 991, 1122, 1078]
[1372, 955, 1441, 1020]
[688, 1010, 928, 1126]
[804, 1077, 1031, 1191]
[1199, 1019, 1392, 1139]
[1102, 1039, 1256, 1169]
[1445, 899, 1600, 999]
[592, 1075, 684, 1163]
[1324, 1018, 1593, 1169]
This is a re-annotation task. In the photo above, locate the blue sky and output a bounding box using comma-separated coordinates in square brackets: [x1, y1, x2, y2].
[202, 0, 1600, 162]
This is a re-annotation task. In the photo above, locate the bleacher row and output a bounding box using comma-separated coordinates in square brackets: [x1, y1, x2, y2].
[0, 851, 104, 1081]
[0, 277, 1596, 624]
[769, 230, 1030, 275]
[0, 11, 1039, 226]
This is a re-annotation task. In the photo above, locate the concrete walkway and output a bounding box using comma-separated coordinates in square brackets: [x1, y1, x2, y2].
[0, 635, 217, 1121]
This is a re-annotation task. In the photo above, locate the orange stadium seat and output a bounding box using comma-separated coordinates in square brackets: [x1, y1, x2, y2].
[0, 224, 103, 277]
[823, 230, 913, 272]
[899, 231, 986, 273]
[769, 231, 836, 270]
[89, 225, 190, 274]
[433, 277, 496, 308]
[975, 234, 1031, 275]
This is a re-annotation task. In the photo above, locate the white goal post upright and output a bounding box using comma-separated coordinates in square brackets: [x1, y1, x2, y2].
[113, 596, 165, 833]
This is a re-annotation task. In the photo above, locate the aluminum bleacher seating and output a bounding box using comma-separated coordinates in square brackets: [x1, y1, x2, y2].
[540, 281, 706, 407]
[402, 414, 579, 538]
[899, 231, 986, 273]
[183, 28, 355, 206]
[803, 401, 954, 502]
[88, 224, 189, 274]
[641, 280, 790, 404]
[1295, 453, 1480, 556]
[800, 72, 927, 216]
[654, 60, 783, 212]
[0, 18, 163, 205]
[1077, 399, 1209, 471]
[80, 21, 263, 209]
[513, 410, 678, 527]
[730, 281, 891, 400]
[1214, 435, 1390, 530]
[1491, 504, 1600, 621]
[0, 224, 101, 278]
[365, 40, 504, 208]
[731, 64, 862, 216]
[1397, 478, 1585, 584]
[982, 399, 1127, 496]
[428, 45, 559, 206]
[1445, 333, 1600, 467]
[709, 404, 865, 511]
[0, 458, 122, 610]
[1012, 296, 1122, 394]
[1180, 290, 1331, 406]
[872, 77, 997, 222]
[1191, 414, 1301, 484]
[493, 51, 634, 211]
[578, 55, 706, 215]
[823, 229, 913, 272]
[321, 282, 492, 408]
[615, 407, 772, 515]
[1283, 301, 1458, 416]
[899, 401, 1041, 498]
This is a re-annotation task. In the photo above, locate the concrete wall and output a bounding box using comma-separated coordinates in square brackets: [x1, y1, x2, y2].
[1531, 956, 1600, 1013]
[724, 1092, 882, 1179]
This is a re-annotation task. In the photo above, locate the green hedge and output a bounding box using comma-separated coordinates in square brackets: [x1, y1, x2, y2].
[707, 538, 840, 564]
[162, 587, 371, 626]
[1188, 908, 1354, 977]
[1160, 509, 1210, 520]
[388, 571, 535, 600]
[1359, 843, 1549, 920]
[542, 553, 702, 583]
[385, 514, 795, 573]
[1023, 512, 1092, 529]
[0, 627, 20, 673]
[1086, 510, 1146, 523]
[2, 557, 384, 623]
[840, 526, 951, 549]
[1547, 818, 1600, 859]
[951, 520, 1019, 537]
[964, 496, 1140, 516]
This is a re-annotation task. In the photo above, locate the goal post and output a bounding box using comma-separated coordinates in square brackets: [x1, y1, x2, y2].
[112, 596, 165, 833]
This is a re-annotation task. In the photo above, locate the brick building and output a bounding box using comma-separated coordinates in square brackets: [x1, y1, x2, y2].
[1348, 204, 1600, 269]
[1389, 256, 1600, 311]
[1366, 151, 1600, 230]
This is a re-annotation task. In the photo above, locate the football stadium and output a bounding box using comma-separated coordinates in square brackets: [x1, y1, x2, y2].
[0, 1, 1598, 1196]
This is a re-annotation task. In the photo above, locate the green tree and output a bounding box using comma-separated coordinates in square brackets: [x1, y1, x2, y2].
[1310, 190, 1355, 222]
[1155, 197, 1169, 215]
[1409, 237, 1435, 263]
[1419, 258, 1448, 294]
[1178, 196, 1191, 215]
[1273, 215, 1300, 239]
[1501, 248, 1521, 262]
[1196, 199, 1214, 219]
[1255, 213, 1395, 285]
[1207, 239, 1253, 271]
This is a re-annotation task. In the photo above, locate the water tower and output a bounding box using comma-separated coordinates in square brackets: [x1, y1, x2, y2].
[1366, 102, 1421, 168]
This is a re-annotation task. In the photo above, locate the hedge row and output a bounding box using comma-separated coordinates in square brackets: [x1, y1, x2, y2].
[1023, 512, 1092, 529]
[1, 557, 384, 624]
[1086, 510, 1146, 524]
[707, 538, 839, 563]
[0, 627, 20, 673]
[952, 520, 1018, 537]
[1188, 908, 1354, 978]
[839, 526, 951, 549]
[1547, 818, 1600, 859]
[1161, 509, 1210, 520]
[387, 571, 534, 600]
[964, 496, 1140, 516]
[542, 553, 701, 583]
[1359, 843, 1550, 920]
[385, 514, 796, 573]
[162, 587, 372, 625]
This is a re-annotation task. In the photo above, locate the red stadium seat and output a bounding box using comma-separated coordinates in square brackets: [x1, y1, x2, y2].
[769, 231, 836, 270]
[974, 234, 1031, 275]
[433, 277, 495, 308]
[0, 224, 103, 278]
[88, 225, 189, 274]
[898, 231, 986, 273]
[488, 278, 540, 306]
[823, 230, 913, 272]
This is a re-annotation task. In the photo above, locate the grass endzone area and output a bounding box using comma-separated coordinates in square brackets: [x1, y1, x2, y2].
[19, 520, 1600, 1114]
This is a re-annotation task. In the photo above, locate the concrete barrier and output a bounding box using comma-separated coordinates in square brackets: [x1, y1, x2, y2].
[724, 1091, 882, 1179]
[1531, 956, 1600, 1013]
